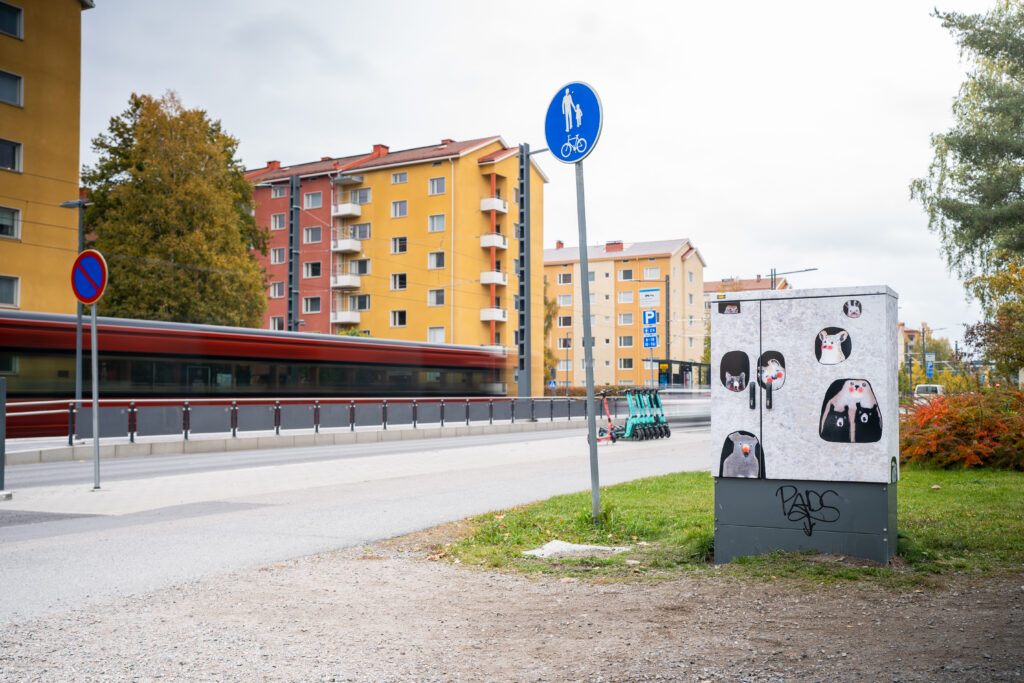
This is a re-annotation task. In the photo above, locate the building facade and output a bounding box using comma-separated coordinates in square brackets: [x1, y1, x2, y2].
[543, 239, 707, 388]
[246, 136, 547, 395]
[0, 0, 92, 314]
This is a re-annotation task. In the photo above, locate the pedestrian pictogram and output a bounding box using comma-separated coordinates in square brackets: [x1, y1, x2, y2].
[544, 82, 603, 164]
[71, 250, 108, 305]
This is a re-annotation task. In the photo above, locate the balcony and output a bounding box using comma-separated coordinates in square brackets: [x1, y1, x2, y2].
[331, 310, 360, 325]
[479, 232, 508, 250]
[330, 274, 361, 289]
[331, 237, 361, 253]
[480, 196, 508, 214]
[332, 202, 361, 218]
[480, 270, 507, 286]
[480, 307, 508, 322]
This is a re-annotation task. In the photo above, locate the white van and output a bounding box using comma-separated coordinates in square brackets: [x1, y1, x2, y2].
[913, 384, 945, 397]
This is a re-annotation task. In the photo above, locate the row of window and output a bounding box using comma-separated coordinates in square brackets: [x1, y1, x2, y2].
[557, 291, 696, 306]
[2, 5, 25, 171]
[271, 215, 447, 237]
[556, 269, 697, 284]
[268, 176, 446, 211]
[558, 358, 637, 371]
[268, 250, 447, 270]
[269, 282, 448, 307]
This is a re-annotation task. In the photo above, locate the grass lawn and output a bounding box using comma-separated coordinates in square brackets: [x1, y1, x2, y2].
[444, 466, 1024, 587]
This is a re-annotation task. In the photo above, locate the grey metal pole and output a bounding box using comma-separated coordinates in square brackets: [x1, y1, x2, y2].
[90, 303, 100, 490]
[75, 204, 83, 431]
[0, 376, 7, 497]
[287, 174, 300, 331]
[574, 161, 600, 523]
[664, 274, 669, 362]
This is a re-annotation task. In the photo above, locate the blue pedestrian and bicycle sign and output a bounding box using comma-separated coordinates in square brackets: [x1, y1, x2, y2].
[544, 81, 602, 164]
[71, 249, 108, 305]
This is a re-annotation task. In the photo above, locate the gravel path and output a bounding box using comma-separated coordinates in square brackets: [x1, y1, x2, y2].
[1, 540, 1021, 682]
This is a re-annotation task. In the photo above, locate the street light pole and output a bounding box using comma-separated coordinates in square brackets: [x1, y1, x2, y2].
[60, 199, 86, 427]
[565, 331, 571, 396]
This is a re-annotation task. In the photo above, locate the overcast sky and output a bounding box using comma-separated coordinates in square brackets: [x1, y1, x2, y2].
[80, 0, 995, 348]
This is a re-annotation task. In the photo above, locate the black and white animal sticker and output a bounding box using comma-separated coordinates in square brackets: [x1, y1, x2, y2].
[814, 327, 852, 365]
[719, 350, 750, 392]
[719, 430, 764, 479]
[843, 300, 862, 318]
[818, 378, 882, 443]
[757, 351, 786, 390]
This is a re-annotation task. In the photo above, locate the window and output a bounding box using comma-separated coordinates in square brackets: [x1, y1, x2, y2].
[620, 379, 634, 386]
[688, 271, 694, 283]
[390, 310, 407, 327]
[618, 269, 633, 281]
[391, 273, 407, 290]
[618, 335, 634, 348]
[271, 213, 286, 230]
[391, 236, 407, 254]
[644, 267, 660, 280]
[618, 358, 634, 370]
[350, 222, 371, 240]
[428, 177, 446, 195]
[391, 172, 407, 184]
[428, 326, 445, 343]
[271, 185, 287, 199]
[304, 191, 322, 210]
[303, 226, 321, 244]
[0, 139, 20, 171]
[688, 315, 695, 327]
[688, 293, 694, 304]
[348, 188, 372, 204]
[589, 293, 596, 305]
[0, 3, 21, 38]
[557, 337, 571, 350]
[303, 297, 321, 314]
[391, 200, 407, 218]
[557, 315, 571, 328]
[588, 271, 595, 282]
[428, 289, 445, 306]
[618, 313, 633, 325]
[558, 272, 572, 285]
[0, 70, 21, 107]
[558, 359, 571, 372]
[0, 206, 19, 238]
[269, 316, 284, 331]
[0, 274, 17, 306]
[618, 291, 633, 304]
[428, 251, 445, 269]
[348, 259, 369, 275]
[349, 294, 370, 311]
[557, 294, 572, 307]
[269, 282, 284, 298]
[270, 248, 285, 264]
[427, 214, 445, 232]
[303, 261, 321, 278]
[689, 337, 695, 349]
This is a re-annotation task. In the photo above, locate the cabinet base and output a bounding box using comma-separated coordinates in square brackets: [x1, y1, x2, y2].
[714, 477, 897, 565]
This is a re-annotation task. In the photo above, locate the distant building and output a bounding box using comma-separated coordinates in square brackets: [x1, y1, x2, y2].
[246, 136, 547, 395]
[543, 239, 707, 388]
[0, 0, 93, 313]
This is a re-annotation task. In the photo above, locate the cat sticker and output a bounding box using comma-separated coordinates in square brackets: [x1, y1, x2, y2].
[718, 301, 740, 314]
[843, 300, 862, 318]
[719, 351, 750, 392]
[818, 378, 882, 443]
[757, 351, 786, 390]
[719, 430, 765, 479]
[815, 327, 851, 365]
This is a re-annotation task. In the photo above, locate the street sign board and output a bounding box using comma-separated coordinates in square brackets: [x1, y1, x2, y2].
[926, 361, 934, 378]
[642, 309, 658, 326]
[642, 326, 657, 335]
[71, 250, 108, 305]
[643, 335, 659, 349]
[925, 353, 936, 362]
[545, 81, 602, 164]
[639, 288, 660, 307]
[548, 379, 558, 391]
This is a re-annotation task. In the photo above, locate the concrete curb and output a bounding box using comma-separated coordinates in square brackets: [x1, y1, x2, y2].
[5, 419, 588, 466]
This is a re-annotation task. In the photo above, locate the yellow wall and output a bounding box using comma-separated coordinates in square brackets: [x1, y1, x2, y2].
[0, 0, 84, 314]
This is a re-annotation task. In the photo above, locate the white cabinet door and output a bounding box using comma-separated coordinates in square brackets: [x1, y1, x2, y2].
[760, 293, 893, 483]
[710, 299, 763, 478]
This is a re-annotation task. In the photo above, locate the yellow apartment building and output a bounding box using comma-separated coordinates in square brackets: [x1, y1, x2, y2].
[544, 239, 707, 389]
[246, 136, 547, 395]
[0, 0, 92, 313]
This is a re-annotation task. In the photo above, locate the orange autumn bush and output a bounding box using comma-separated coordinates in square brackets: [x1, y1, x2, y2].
[900, 389, 1024, 470]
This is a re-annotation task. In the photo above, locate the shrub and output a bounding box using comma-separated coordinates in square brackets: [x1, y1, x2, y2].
[900, 388, 1024, 470]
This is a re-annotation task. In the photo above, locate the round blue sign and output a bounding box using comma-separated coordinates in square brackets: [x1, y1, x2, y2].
[544, 81, 602, 164]
[71, 249, 108, 305]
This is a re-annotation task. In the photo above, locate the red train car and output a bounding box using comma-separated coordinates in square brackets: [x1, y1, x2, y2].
[0, 310, 510, 437]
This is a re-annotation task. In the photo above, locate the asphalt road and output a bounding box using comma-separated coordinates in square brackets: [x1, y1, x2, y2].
[0, 426, 711, 625]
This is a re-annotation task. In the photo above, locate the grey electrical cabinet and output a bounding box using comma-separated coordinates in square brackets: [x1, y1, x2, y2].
[710, 286, 899, 564]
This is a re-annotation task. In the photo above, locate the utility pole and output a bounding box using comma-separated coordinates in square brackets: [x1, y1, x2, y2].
[287, 174, 300, 331]
[516, 143, 533, 397]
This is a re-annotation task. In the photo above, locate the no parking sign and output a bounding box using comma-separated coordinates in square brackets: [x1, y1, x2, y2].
[71, 250, 108, 304]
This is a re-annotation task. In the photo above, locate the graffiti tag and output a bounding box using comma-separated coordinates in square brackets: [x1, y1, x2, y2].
[776, 486, 841, 536]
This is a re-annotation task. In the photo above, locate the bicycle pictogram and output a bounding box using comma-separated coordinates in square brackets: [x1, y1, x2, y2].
[560, 134, 588, 159]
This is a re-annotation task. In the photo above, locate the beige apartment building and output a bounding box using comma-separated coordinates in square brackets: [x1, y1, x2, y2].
[544, 239, 707, 389]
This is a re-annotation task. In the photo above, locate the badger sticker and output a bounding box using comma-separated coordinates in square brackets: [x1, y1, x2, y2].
[719, 430, 764, 479]
[818, 378, 882, 443]
[815, 327, 852, 365]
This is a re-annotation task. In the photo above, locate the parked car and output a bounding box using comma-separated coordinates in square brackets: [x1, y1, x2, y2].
[913, 384, 945, 397]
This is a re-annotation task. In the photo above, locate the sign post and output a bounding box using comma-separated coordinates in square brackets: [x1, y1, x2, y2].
[71, 249, 108, 491]
[546, 81, 603, 522]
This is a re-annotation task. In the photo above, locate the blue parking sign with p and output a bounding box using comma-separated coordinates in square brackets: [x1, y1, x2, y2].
[642, 310, 658, 326]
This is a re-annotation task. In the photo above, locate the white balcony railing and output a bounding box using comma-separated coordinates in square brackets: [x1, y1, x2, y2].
[330, 274, 361, 289]
[331, 202, 361, 218]
[479, 307, 508, 322]
[480, 270, 508, 286]
[330, 310, 360, 324]
[479, 232, 508, 250]
[331, 237, 361, 253]
[480, 196, 508, 214]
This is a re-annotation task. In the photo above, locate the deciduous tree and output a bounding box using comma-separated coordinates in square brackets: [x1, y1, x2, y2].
[82, 92, 268, 326]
